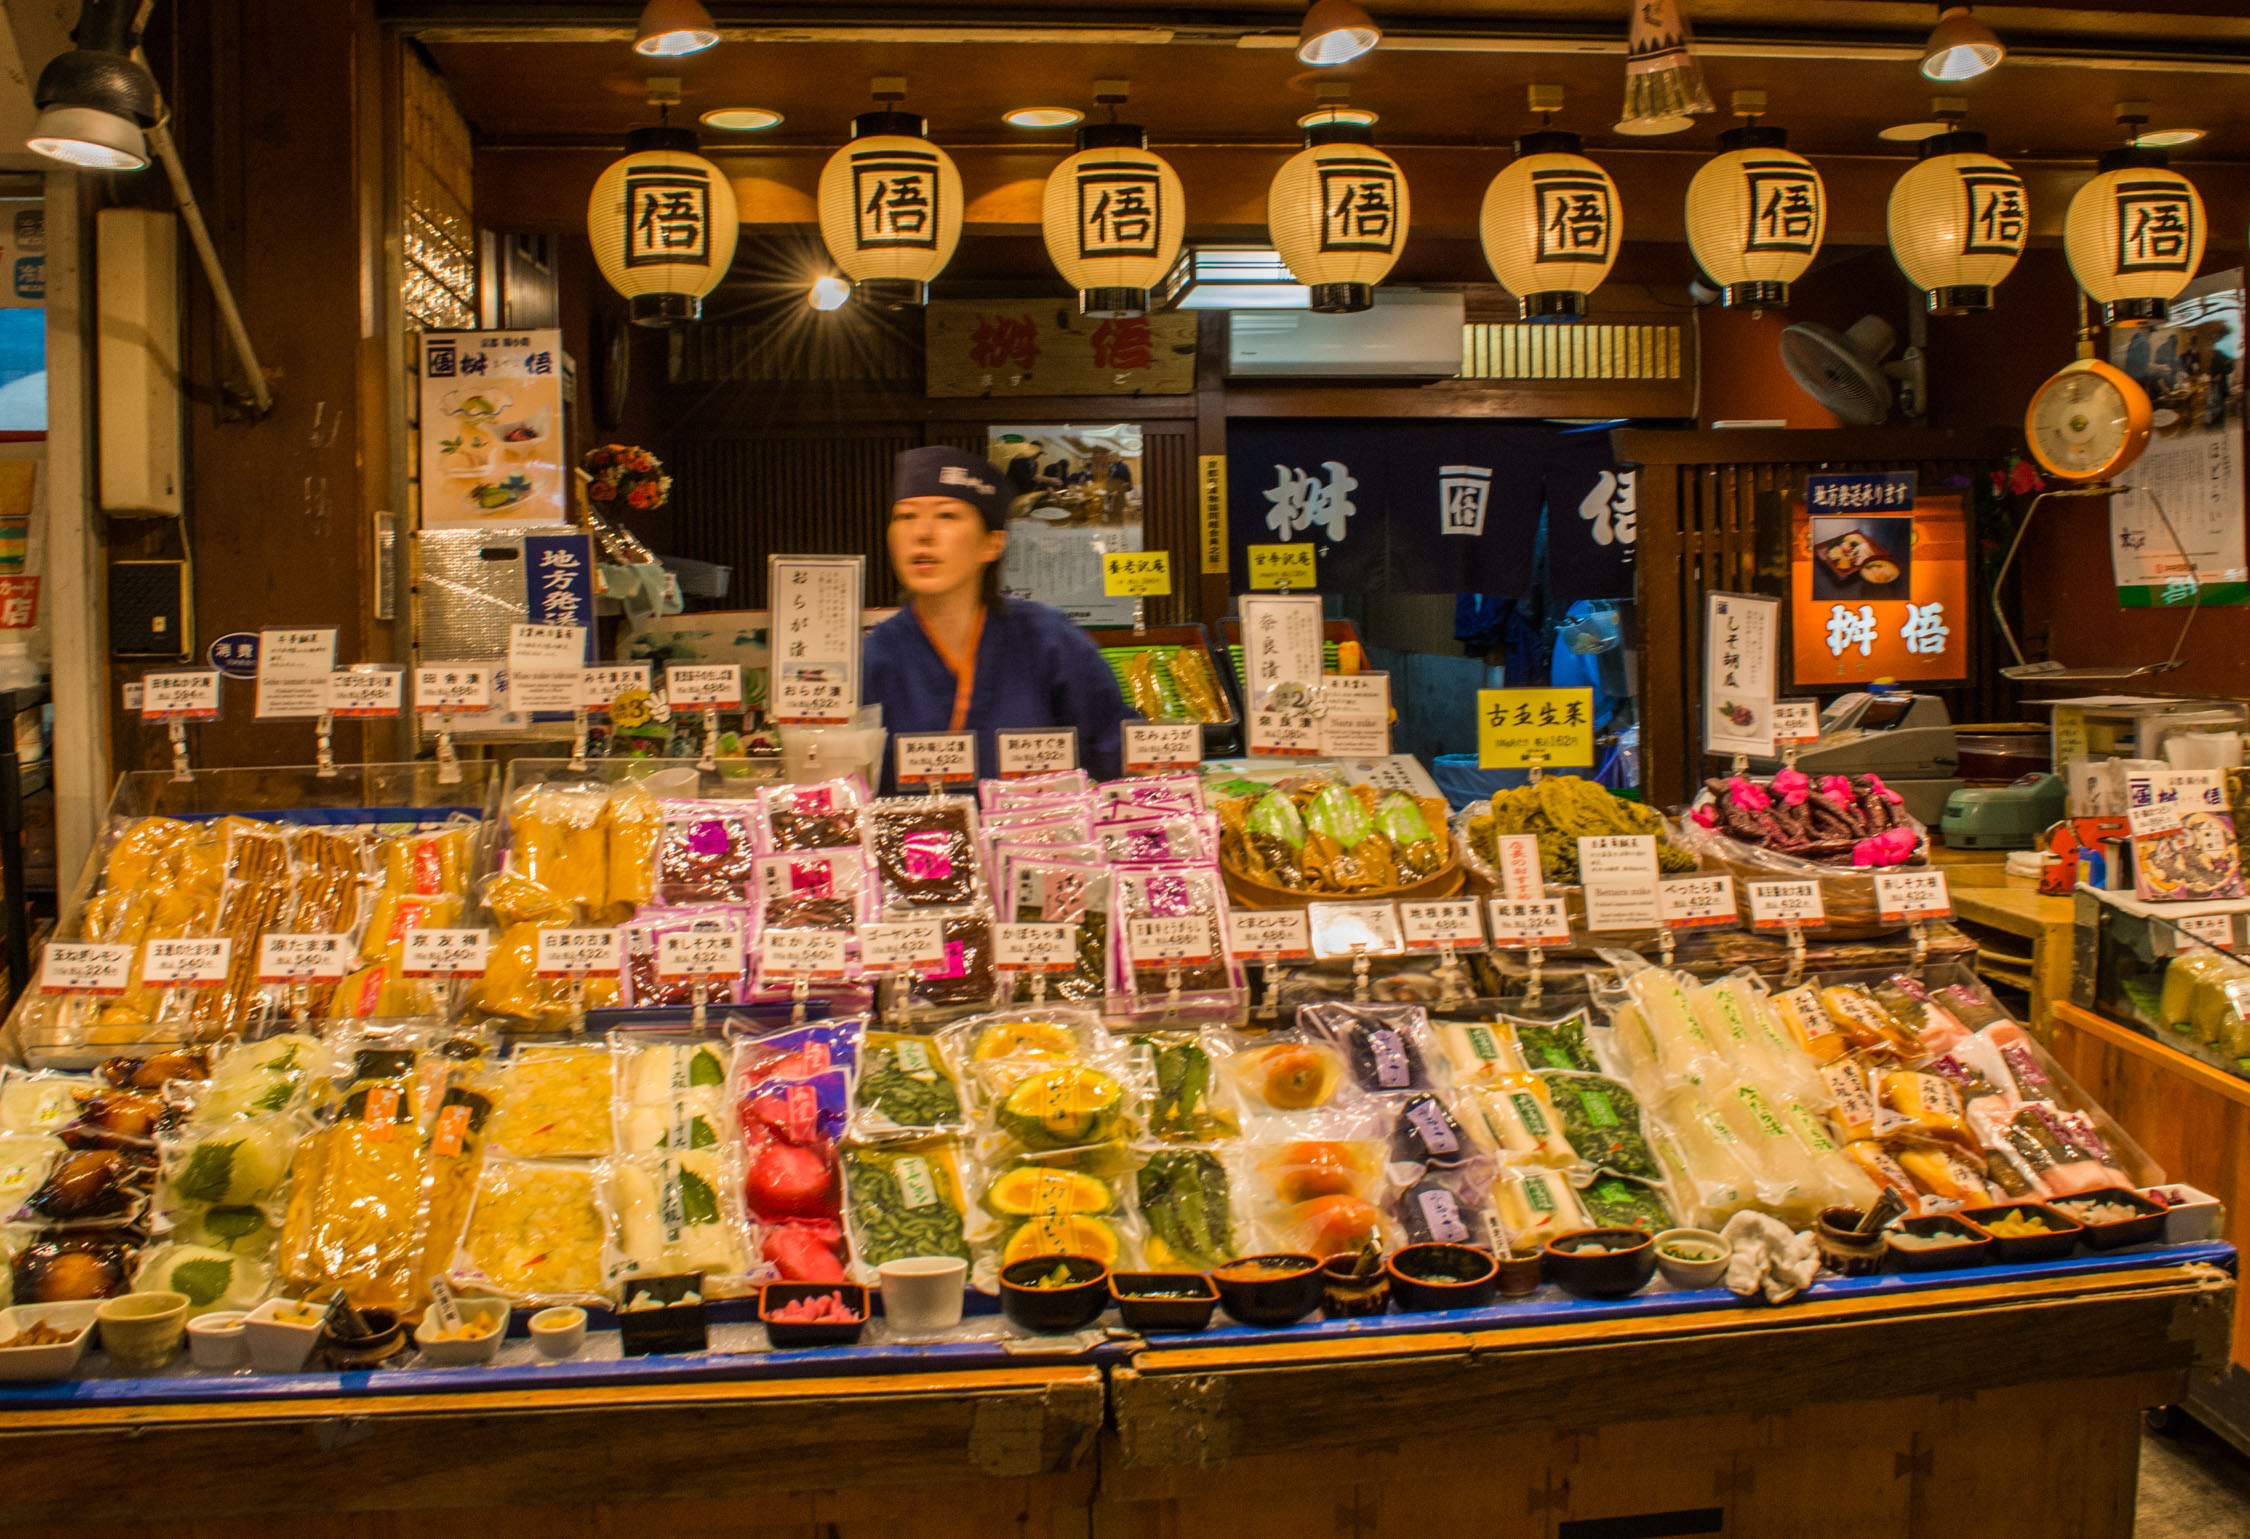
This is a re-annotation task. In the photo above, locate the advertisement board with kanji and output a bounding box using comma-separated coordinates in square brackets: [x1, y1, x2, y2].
[1789, 489, 1969, 687]
[418, 330, 566, 529]
[1477, 687, 1595, 769]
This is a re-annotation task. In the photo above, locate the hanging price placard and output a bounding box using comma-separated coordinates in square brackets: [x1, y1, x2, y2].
[665, 663, 743, 711]
[415, 664, 492, 714]
[1246, 706, 1321, 758]
[257, 934, 351, 982]
[1227, 909, 1311, 963]
[1771, 700, 1822, 747]
[1127, 915, 1212, 964]
[994, 922, 1080, 972]
[770, 554, 863, 724]
[536, 929, 624, 978]
[1873, 869, 1951, 924]
[1122, 722, 1201, 774]
[756, 927, 845, 980]
[1319, 673, 1392, 758]
[1485, 898, 1571, 949]
[1399, 899, 1485, 951]
[996, 729, 1078, 779]
[401, 928, 492, 977]
[1246, 543, 1317, 590]
[1747, 881, 1826, 931]
[255, 628, 338, 720]
[581, 663, 653, 713]
[141, 937, 232, 988]
[1307, 901, 1406, 960]
[141, 670, 221, 721]
[508, 623, 589, 714]
[325, 669, 404, 717]
[1659, 875, 1738, 930]
[896, 732, 977, 786]
[1101, 551, 1172, 597]
[859, 919, 948, 971]
[2178, 912, 2238, 951]
[41, 942, 133, 995]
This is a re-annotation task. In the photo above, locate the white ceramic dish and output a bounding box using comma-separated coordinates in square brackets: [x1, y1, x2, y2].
[0, 1301, 99, 1381]
[529, 1305, 586, 1360]
[186, 1310, 251, 1370]
[2144, 1184, 2223, 1244]
[243, 1297, 327, 1373]
[879, 1255, 969, 1335]
[1652, 1228, 1733, 1290]
[413, 1299, 511, 1367]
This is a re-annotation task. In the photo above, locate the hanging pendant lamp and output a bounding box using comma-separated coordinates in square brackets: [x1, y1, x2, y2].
[1268, 109, 1410, 315]
[1888, 129, 2026, 314]
[587, 123, 740, 326]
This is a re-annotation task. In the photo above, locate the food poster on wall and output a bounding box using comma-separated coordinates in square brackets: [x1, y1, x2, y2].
[2108, 269, 2247, 606]
[990, 425, 1144, 626]
[1788, 487, 1970, 687]
[418, 330, 566, 528]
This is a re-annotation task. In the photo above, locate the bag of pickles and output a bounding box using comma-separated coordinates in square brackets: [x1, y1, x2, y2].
[840, 1137, 977, 1282]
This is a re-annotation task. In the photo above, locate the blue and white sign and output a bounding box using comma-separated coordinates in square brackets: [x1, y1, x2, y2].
[521, 532, 596, 661]
[206, 632, 260, 679]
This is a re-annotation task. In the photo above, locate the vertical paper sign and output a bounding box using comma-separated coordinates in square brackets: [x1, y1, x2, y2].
[1319, 673, 1392, 758]
[417, 330, 566, 529]
[1704, 591, 1779, 759]
[1239, 593, 1325, 704]
[769, 554, 863, 724]
[508, 623, 588, 715]
[254, 628, 338, 720]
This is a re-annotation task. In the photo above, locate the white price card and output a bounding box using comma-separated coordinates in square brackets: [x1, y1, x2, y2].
[40, 942, 133, 995]
[141, 937, 232, 987]
[996, 729, 1078, 779]
[255, 628, 338, 720]
[1583, 884, 1662, 934]
[1771, 700, 1822, 747]
[122, 681, 143, 713]
[659, 925, 749, 977]
[665, 663, 743, 711]
[1486, 897, 1572, 949]
[1577, 835, 1659, 887]
[2178, 912, 2238, 951]
[1246, 706, 1321, 758]
[415, 664, 492, 714]
[1747, 881, 1826, 931]
[994, 922, 1080, 972]
[257, 934, 350, 982]
[1227, 908, 1311, 963]
[860, 919, 948, 971]
[1307, 901, 1406, 960]
[1492, 832, 1545, 901]
[536, 929, 623, 978]
[581, 663, 652, 714]
[1239, 593, 1325, 702]
[770, 554, 864, 724]
[1399, 898, 1485, 951]
[1660, 874, 1738, 930]
[757, 927, 845, 980]
[1122, 722, 1201, 774]
[1873, 869, 1952, 924]
[141, 670, 221, 721]
[1319, 673, 1392, 758]
[401, 928, 492, 978]
[508, 623, 588, 714]
[1128, 914, 1213, 964]
[325, 669, 404, 717]
[896, 732, 977, 786]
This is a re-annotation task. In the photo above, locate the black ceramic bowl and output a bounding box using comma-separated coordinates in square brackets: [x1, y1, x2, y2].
[1318, 1254, 1391, 1319]
[321, 1307, 405, 1369]
[760, 1281, 869, 1348]
[1109, 1272, 1219, 1333]
[1543, 1228, 1658, 1300]
[1958, 1202, 2084, 1263]
[1386, 1243, 1499, 1312]
[1883, 1215, 1995, 1273]
[1210, 1253, 1324, 1328]
[1000, 1255, 1111, 1334]
[2049, 1187, 2168, 1251]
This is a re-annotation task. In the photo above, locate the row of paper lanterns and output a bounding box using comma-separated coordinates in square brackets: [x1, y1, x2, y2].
[589, 113, 2208, 329]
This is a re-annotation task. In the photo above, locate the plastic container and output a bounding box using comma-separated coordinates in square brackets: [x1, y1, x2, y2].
[2050, 1188, 2167, 1251]
[1110, 1272, 1219, 1333]
[877, 1256, 968, 1336]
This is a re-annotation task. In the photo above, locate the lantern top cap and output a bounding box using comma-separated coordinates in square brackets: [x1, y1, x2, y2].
[1076, 122, 1147, 151]
[2096, 144, 2169, 172]
[851, 110, 928, 141]
[1514, 128, 1584, 159]
[1716, 124, 1789, 152]
[625, 126, 700, 156]
[1303, 118, 1375, 148]
[1918, 128, 1987, 159]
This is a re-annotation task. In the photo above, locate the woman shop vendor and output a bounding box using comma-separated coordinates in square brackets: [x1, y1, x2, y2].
[863, 446, 1131, 790]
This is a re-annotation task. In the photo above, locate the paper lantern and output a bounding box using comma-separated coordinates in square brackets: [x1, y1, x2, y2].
[587, 128, 741, 327]
[1887, 131, 2026, 315]
[2064, 147, 2205, 327]
[817, 111, 963, 308]
[1267, 116, 1410, 314]
[1040, 123, 1185, 318]
[1479, 130, 1620, 322]
[1684, 125, 1825, 309]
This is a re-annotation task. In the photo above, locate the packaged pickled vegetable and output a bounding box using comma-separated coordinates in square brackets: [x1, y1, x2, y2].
[381, 823, 474, 898]
[755, 848, 873, 934]
[1507, 1008, 1602, 1075]
[605, 781, 663, 919]
[509, 785, 612, 910]
[655, 802, 759, 903]
[1112, 865, 1233, 996]
[985, 1154, 1135, 1273]
[908, 912, 1001, 1012]
[1654, 1087, 1760, 1226]
[853, 1031, 966, 1137]
[1134, 1032, 1239, 1143]
[1373, 792, 1444, 881]
[358, 890, 464, 966]
[621, 908, 751, 1009]
[1001, 859, 1110, 1003]
[1302, 781, 1400, 891]
[1137, 1147, 1236, 1271]
[486, 1044, 617, 1159]
[1844, 1139, 1919, 1205]
[1250, 1139, 1385, 1208]
[451, 1156, 620, 1305]
[14, 1145, 151, 1225]
[1769, 986, 1848, 1065]
[740, 1069, 848, 1280]
[0, 1070, 92, 1137]
[618, 1038, 729, 1153]
[981, 1061, 1135, 1154]
[158, 1115, 295, 1216]
[1300, 1000, 1441, 1095]
[615, 1149, 753, 1288]
[1432, 1017, 1529, 1083]
[275, 1059, 426, 1310]
[1386, 1091, 1483, 1170]
[1395, 1167, 1496, 1249]
[1491, 1163, 1591, 1245]
[133, 1243, 269, 1319]
[1098, 816, 1204, 866]
[1541, 1071, 1662, 1181]
[867, 799, 982, 909]
[1877, 1070, 1975, 1147]
[0, 1133, 60, 1218]
[1578, 1172, 1676, 1234]
[1818, 984, 1917, 1057]
[1222, 1033, 1350, 1116]
[731, 1020, 864, 1089]
[1465, 1074, 1575, 1166]
[760, 777, 869, 853]
[1274, 1191, 1397, 1259]
[841, 1138, 974, 1278]
[1894, 1142, 1998, 1207]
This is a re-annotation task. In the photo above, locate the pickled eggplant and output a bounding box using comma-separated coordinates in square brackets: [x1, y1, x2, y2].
[1389, 1093, 1474, 1170]
[1397, 1174, 1493, 1248]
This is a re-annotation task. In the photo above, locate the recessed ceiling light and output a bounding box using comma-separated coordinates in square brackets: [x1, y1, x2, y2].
[2134, 128, 2204, 148]
[1880, 121, 1954, 142]
[700, 107, 783, 132]
[1613, 115, 1693, 137]
[1004, 107, 1084, 129]
[1296, 106, 1378, 128]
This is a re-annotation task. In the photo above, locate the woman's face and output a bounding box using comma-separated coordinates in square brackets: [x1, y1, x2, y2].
[889, 496, 1006, 600]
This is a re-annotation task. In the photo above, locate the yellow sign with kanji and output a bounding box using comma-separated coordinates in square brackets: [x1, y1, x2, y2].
[1198, 455, 1228, 573]
[1477, 688, 1596, 769]
[1247, 544, 1317, 590]
[1102, 550, 1173, 597]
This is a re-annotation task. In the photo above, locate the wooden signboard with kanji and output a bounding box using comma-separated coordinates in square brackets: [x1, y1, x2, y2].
[924, 302, 1196, 397]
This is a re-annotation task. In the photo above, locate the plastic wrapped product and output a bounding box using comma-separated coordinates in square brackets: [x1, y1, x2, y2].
[1133, 1032, 1240, 1144]
[1387, 1092, 1484, 1171]
[1507, 1009, 1603, 1076]
[1768, 986, 1849, 1065]
[1000, 859, 1110, 1004]
[1217, 790, 1307, 889]
[760, 778, 870, 853]
[739, 1068, 849, 1284]
[853, 1031, 966, 1138]
[908, 912, 1001, 1012]
[620, 908, 751, 1010]
[1877, 1070, 1976, 1148]
[1274, 1192, 1397, 1260]
[1843, 1139, 1919, 1205]
[1875, 975, 1970, 1058]
[55, 1088, 176, 1151]
[276, 1059, 426, 1310]
[1818, 984, 1917, 1057]
[841, 1139, 974, 1277]
[1621, 967, 1721, 1080]
[505, 786, 611, 912]
[867, 799, 982, 910]
[1540, 1071, 1663, 1182]
[487, 1045, 617, 1160]
[0, 1071, 92, 1137]
[1998, 1103, 2120, 1197]
[0, 1134, 60, 1218]
[986, 1063, 1133, 1154]
[380, 823, 475, 898]
[1135, 1147, 1236, 1271]
[1894, 1142, 1999, 1208]
[1467, 1074, 1576, 1166]
[13, 1146, 151, 1225]
[1221, 1033, 1350, 1117]
[11, 1234, 135, 1303]
[160, 1116, 295, 1211]
[1250, 1139, 1385, 1207]
[133, 1242, 270, 1318]
[615, 1149, 753, 1288]
[621, 1038, 730, 1105]
[357, 890, 465, 967]
[731, 1020, 865, 1090]
[755, 849, 873, 935]
[1395, 1167, 1497, 1249]
[1657, 1087, 1761, 1226]
[654, 802, 759, 904]
[1491, 1163, 1592, 1246]
[1098, 817, 1204, 868]
[1579, 1173, 1677, 1234]
[1432, 1018, 1529, 1084]
[1111, 866, 1234, 997]
[1933, 981, 2013, 1033]
[451, 1157, 620, 1306]
[1300, 1001, 1442, 1095]
[984, 1156, 1134, 1272]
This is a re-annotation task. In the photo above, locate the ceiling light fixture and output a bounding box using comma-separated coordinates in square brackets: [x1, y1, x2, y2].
[1004, 107, 1085, 129]
[1881, 95, 1966, 143]
[809, 275, 853, 311]
[1921, 6, 2003, 82]
[635, 0, 720, 58]
[1612, 114, 1692, 137]
[1296, 106, 1377, 129]
[27, 0, 159, 171]
[1297, 0, 1381, 67]
[2134, 128, 2204, 148]
[700, 107, 783, 132]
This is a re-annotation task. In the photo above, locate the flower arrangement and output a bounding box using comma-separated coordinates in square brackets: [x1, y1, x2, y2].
[582, 444, 671, 513]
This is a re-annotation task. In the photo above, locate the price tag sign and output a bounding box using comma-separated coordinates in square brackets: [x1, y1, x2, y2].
[1399, 898, 1485, 951]
[1660, 875, 1738, 930]
[257, 934, 350, 982]
[254, 628, 338, 719]
[582, 663, 653, 714]
[1127, 915, 1213, 965]
[1227, 909, 1311, 963]
[757, 927, 845, 980]
[771, 554, 864, 724]
[896, 732, 977, 786]
[653, 924, 747, 979]
[141, 670, 221, 721]
[1247, 706, 1321, 758]
[995, 922, 1080, 972]
[1239, 593, 1325, 702]
[41, 942, 134, 995]
[1101, 551, 1172, 597]
[1486, 898, 1572, 949]
[141, 937, 232, 988]
[860, 919, 948, 971]
[508, 623, 588, 714]
[415, 664, 492, 714]
[996, 729, 1078, 779]
[536, 929, 623, 978]
[1476, 688, 1595, 770]
[1123, 722, 1201, 774]
[1771, 700, 1822, 747]
[401, 928, 492, 978]
[1873, 869, 1952, 924]
[325, 669, 404, 717]
[122, 681, 143, 712]
[1308, 901, 1405, 960]
[2178, 912, 2238, 951]
[1319, 673, 1392, 758]
[1747, 881, 1826, 931]
[1246, 543, 1317, 590]
[1492, 832, 1544, 901]
[666, 663, 743, 711]
[1577, 835, 1659, 887]
[1584, 884, 1661, 934]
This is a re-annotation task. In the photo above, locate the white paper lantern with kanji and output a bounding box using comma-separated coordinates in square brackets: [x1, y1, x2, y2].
[817, 111, 963, 307]
[587, 128, 741, 326]
[1887, 131, 2027, 315]
[1685, 125, 1825, 309]
[1267, 117, 1411, 314]
[1041, 125, 1184, 319]
[2064, 147, 2205, 327]
[1479, 131, 1620, 322]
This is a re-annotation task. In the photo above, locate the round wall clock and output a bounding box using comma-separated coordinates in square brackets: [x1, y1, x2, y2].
[2024, 357, 2152, 482]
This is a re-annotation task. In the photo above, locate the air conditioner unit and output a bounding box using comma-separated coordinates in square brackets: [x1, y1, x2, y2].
[1226, 289, 1464, 379]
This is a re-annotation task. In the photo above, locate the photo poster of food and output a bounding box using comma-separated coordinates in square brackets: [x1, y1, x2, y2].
[989, 424, 1145, 627]
[418, 330, 566, 528]
[1788, 489, 1970, 688]
[2126, 767, 2244, 903]
[2108, 269, 2247, 607]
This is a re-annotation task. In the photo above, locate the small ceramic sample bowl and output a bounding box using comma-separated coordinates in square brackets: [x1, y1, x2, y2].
[1543, 1229, 1659, 1301]
[2144, 1184, 2223, 1245]
[413, 1299, 512, 1367]
[1814, 1206, 1886, 1278]
[185, 1310, 251, 1370]
[1386, 1244, 1499, 1312]
[999, 1255, 1110, 1334]
[1652, 1228, 1733, 1290]
[1317, 1255, 1391, 1319]
[243, 1297, 328, 1372]
[321, 1305, 406, 1369]
[96, 1291, 188, 1374]
[1493, 1247, 1544, 1298]
[528, 1306, 587, 1360]
[1209, 1254, 1324, 1328]
[1110, 1272, 1220, 1333]
[0, 1301, 100, 1381]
